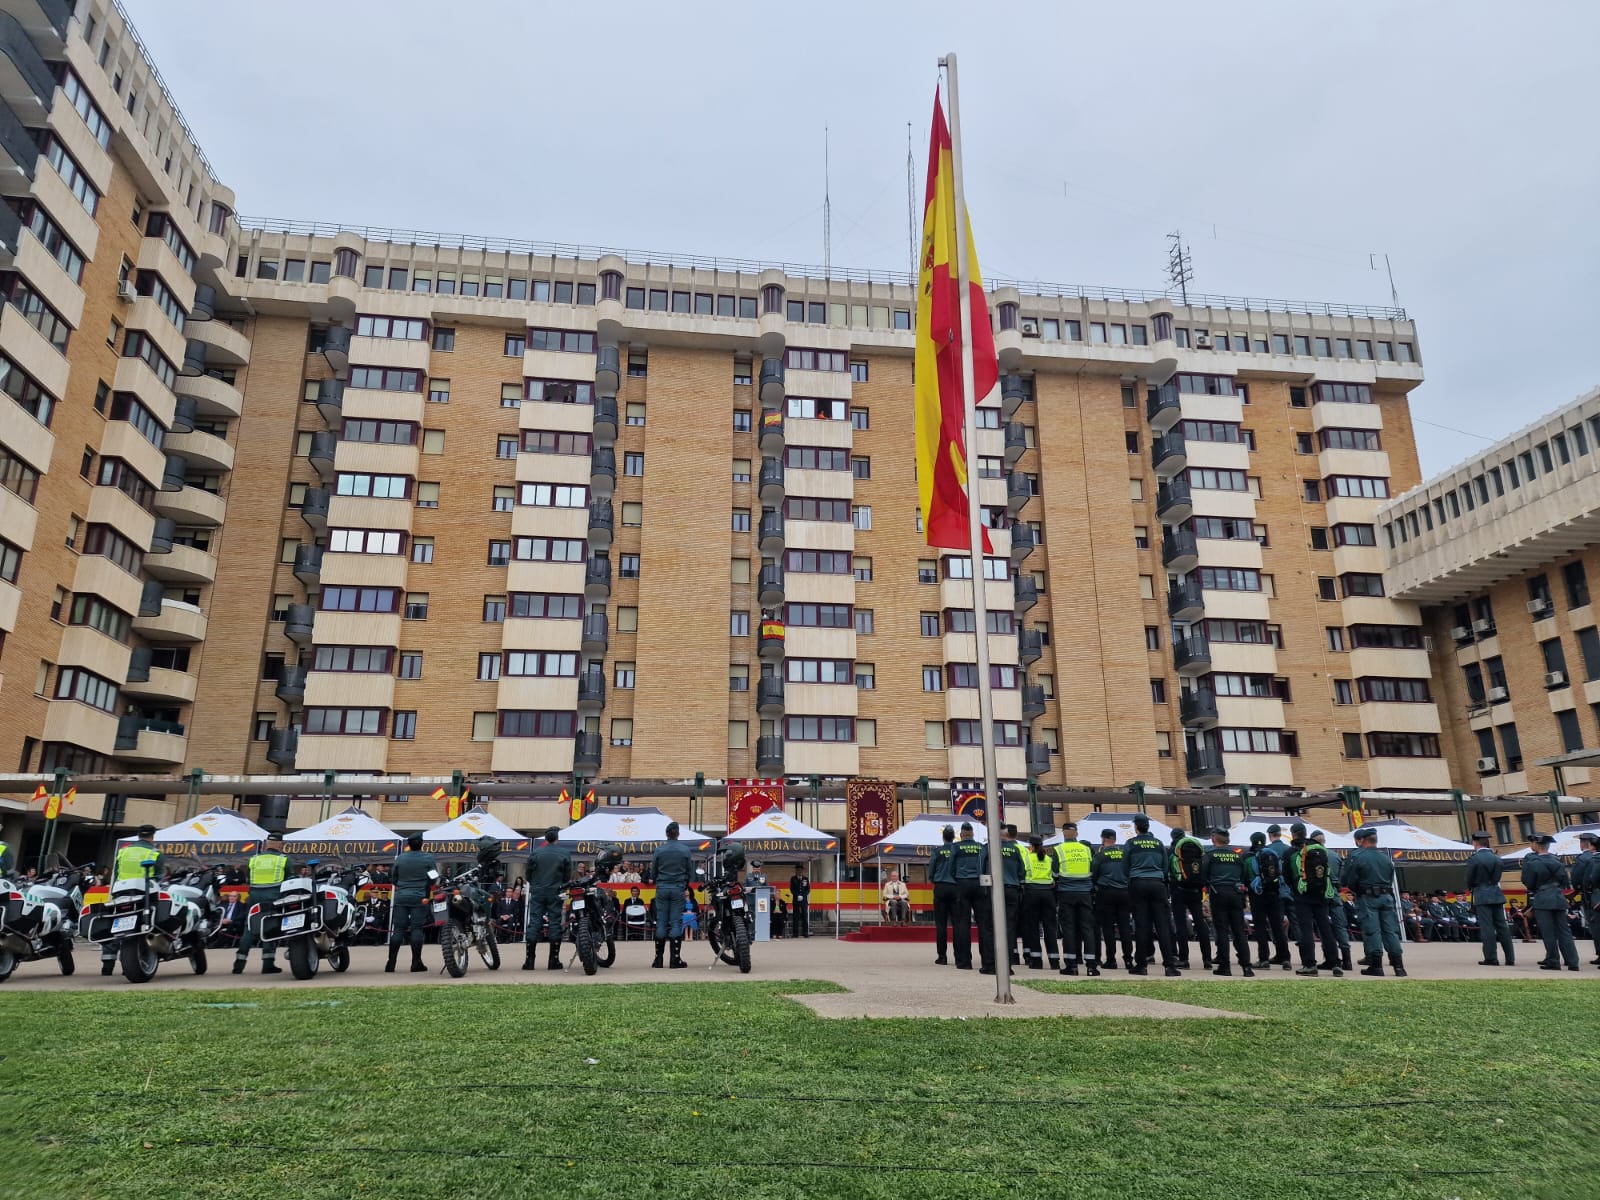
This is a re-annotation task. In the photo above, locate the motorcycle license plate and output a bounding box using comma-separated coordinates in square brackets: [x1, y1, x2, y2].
[111, 915, 138, 933]
[280, 913, 306, 932]
[431, 901, 446, 914]
[569, 899, 585, 910]
[730, 898, 744, 910]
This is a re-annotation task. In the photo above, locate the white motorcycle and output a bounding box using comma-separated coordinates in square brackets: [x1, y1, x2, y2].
[255, 865, 368, 979]
[0, 865, 87, 980]
[85, 866, 220, 982]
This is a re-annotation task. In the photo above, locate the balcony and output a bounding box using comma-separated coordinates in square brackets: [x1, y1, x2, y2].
[1005, 472, 1031, 513]
[149, 516, 175, 554]
[758, 510, 785, 555]
[1026, 742, 1050, 778]
[1014, 576, 1038, 614]
[587, 499, 614, 550]
[181, 338, 208, 377]
[1004, 422, 1027, 465]
[190, 284, 216, 322]
[1167, 575, 1204, 622]
[1021, 683, 1046, 720]
[266, 727, 299, 768]
[1185, 743, 1226, 786]
[167, 428, 234, 474]
[151, 481, 224, 528]
[115, 716, 187, 765]
[595, 344, 621, 392]
[581, 611, 609, 654]
[1009, 523, 1036, 564]
[1173, 631, 1212, 676]
[589, 447, 615, 499]
[0, 96, 32, 192]
[592, 396, 617, 447]
[133, 596, 207, 643]
[1146, 379, 1180, 432]
[322, 325, 351, 373]
[170, 396, 198, 435]
[293, 543, 323, 584]
[146, 538, 216, 585]
[759, 357, 785, 406]
[577, 668, 606, 712]
[161, 454, 188, 493]
[1018, 628, 1042, 664]
[275, 665, 307, 703]
[1001, 375, 1028, 420]
[1179, 687, 1219, 730]
[1155, 477, 1192, 523]
[123, 650, 197, 704]
[758, 563, 785, 607]
[190, 319, 251, 367]
[755, 734, 785, 774]
[574, 731, 603, 771]
[284, 603, 316, 644]
[0, 13, 55, 113]
[585, 553, 611, 600]
[757, 675, 785, 716]
[315, 378, 345, 425]
[759, 620, 786, 661]
[758, 409, 784, 455]
[1161, 528, 1199, 573]
[1152, 429, 1187, 477]
[759, 457, 785, 504]
[300, 487, 330, 531]
[308, 430, 337, 479]
[175, 371, 243, 420]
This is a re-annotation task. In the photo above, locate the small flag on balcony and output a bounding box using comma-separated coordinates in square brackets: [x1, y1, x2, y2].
[64, 786, 78, 806]
[914, 89, 996, 553]
[430, 787, 447, 803]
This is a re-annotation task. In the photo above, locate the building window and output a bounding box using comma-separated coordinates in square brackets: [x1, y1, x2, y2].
[851, 408, 870, 430]
[855, 663, 875, 690]
[1342, 733, 1364, 759]
[732, 509, 751, 532]
[731, 611, 749, 636]
[625, 402, 646, 426]
[921, 612, 941, 637]
[477, 653, 502, 682]
[1564, 561, 1590, 610]
[482, 595, 507, 623]
[728, 720, 748, 750]
[624, 452, 644, 476]
[852, 506, 872, 530]
[853, 556, 873, 582]
[610, 719, 634, 747]
[854, 609, 874, 634]
[923, 667, 944, 692]
[619, 554, 640, 579]
[397, 652, 423, 679]
[850, 360, 869, 382]
[391, 711, 417, 740]
[734, 410, 752, 432]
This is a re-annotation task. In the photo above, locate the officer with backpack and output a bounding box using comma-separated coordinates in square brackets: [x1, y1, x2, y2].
[1245, 832, 1291, 969]
[1053, 821, 1098, 976]
[1311, 830, 1353, 973]
[1168, 828, 1212, 971]
[1124, 815, 1181, 976]
[1092, 828, 1133, 970]
[1285, 822, 1343, 977]
[1200, 828, 1253, 977]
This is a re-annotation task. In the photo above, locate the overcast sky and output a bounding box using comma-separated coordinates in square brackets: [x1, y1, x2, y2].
[127, 0, 1598, 477]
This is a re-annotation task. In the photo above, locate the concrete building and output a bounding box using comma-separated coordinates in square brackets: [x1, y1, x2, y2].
[5, 0, 1524, 854]
[1380, 384, 1600, 814]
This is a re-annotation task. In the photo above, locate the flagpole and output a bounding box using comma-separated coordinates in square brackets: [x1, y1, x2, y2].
[941, 53, 1011, 1005]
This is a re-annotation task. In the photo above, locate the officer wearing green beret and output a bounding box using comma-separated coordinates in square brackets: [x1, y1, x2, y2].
[1343, 827, 1405, 977]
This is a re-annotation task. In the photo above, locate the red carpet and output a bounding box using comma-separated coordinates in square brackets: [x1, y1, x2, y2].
[841, 925, 977, 944]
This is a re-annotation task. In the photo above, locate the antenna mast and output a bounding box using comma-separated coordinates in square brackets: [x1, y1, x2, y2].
[823, 126, 831, 279]
[1166, 230, 1193, 304]
[906, 121, 916, 276]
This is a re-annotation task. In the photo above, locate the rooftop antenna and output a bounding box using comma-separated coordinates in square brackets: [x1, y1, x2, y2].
[1166, 230, 1193, 304]
[1370, 252, 1399, 308]
[907, 121, 916, 277]
[823, 126, 831, 279]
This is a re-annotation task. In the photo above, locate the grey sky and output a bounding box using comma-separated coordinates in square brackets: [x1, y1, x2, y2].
[128, 0, 1598, 477]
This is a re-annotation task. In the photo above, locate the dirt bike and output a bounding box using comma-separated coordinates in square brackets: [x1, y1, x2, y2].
[436, 866, 502, 977]
[703, 843, 753, 974]
[563, 866, 619, 976]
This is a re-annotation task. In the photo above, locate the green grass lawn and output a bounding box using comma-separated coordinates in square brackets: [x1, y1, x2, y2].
[3, 979, 1598, 1200]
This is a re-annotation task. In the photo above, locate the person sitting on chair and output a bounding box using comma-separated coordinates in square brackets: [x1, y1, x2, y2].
[883, 871, 912, 924]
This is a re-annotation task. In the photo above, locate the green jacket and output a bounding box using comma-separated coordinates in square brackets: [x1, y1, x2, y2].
[1572, 850, 1598, 903]
[391, 849, 439, 904]
[1463, 847, 1505, 905]
[650, 840, 691, 890]
[928, 843, 957, 885]
[1123, 834, 1168, 882]
[1092, 846, 1128, 891]
[952, 837, 985, 881]
[1342, 846, 1395, 894]
[0, 840, 13, 877]
[998, 839, 1024, 888]
[526, 841, 574, 891]
[1170, 836, 1205, 891]
[1200, 846, 1246, 890]
[1520, 853, 1569, 911]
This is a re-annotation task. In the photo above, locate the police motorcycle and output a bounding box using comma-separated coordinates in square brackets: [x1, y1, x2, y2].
[703, 841, 753, 974]
[0, 860, 88, 980]
[86, 862, 222, 982]
[564, 844, 623, 976]
[437, 838, 506, 977]
[256, 861, 368, 980]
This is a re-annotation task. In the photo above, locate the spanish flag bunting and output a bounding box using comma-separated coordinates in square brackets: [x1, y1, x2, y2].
[564, 788, 583, 822]
[915, 88, 997, 553]
[32, 785, 47, 803]
[64, 786, 78, 806]
[446, 794, 461, 820]
[430, 787, 447, 802]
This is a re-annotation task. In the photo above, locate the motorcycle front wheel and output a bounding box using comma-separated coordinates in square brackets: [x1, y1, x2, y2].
[597, 937, 615, 969]
[574, 919, 598, 976]
[0, 948, 16, 982]
[57, 941, 74, 976]
[476, 930, 501, 970]
[288, 936, 320, 980]
[121, 938, 159, 983]
[441, 918, 469, 978]
[189, 944, 207, 975]
[732, 917, 752, 974]
[327, 944, 350, 973]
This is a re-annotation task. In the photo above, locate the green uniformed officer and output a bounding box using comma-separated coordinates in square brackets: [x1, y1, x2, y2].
[998, 824, 1025, 967]
[651, 821, 693, 969]
[1464, 829, 1513, 966]
[951, 822, 994, 974]
[1200, 828, 1253, 976]
[1284, 823, 1342, 977]
[232, 831, 292, 975]
[1168, 827, 1212, 970]
[388, 832, 439, 973]
[1521, 833, 1579, 971]
[0, 837, 14, 877]
[1343, 827, 1405, 977]
[1092, 828, 1133, 969]
[1311, 830, 1352, 973]
[1052, 821, 1097, 976]
[1124, 815, 1180, 976]
[1018, 834, 1059, 969]
[102, 825, 163, 975]
[522, 826, 571, 971]
[1574, 832, 1600, 967]
[929, 826, 958, 965]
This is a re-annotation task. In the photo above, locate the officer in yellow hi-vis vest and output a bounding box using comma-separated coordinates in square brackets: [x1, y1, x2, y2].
[233, 831, 292, 975]
[1052, 822, 1098, 976]
[1018, 834, 1061, 970]
[0, 837, 14, 877]
[101, 824, 163, 974]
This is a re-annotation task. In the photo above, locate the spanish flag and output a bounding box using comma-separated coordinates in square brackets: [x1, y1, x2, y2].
[563, 788, 582, 822]
[915, 89, 997, 553]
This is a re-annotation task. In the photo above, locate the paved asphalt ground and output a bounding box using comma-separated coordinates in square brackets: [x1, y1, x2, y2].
[3, 934, 1593, 1019]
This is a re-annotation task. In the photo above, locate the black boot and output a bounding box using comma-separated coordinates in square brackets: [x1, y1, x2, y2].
[1389, 952, 1406, 978]
[547, 944, 563, 971]
[1213, 963, 1232, 976]
[385, 944, 400, 973]
[233, 958, 247, 975]
[669, 939, 687, 968]
[262, 961, 283, 975]
[652, 940, 665, 968]
[521, 943, 537, 971]
[1060, 962, 1078, 976]
[102, 958, 115, 976]
[1360, 953, 1384, 977]
[1085, 962, 1100, 977]
[1242, 964, 1255, 977]
[409, 945, 425, 973]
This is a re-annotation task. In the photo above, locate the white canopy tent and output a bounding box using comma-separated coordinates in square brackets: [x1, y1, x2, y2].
[1228, 815, 1349, 846]
[422, 807, 532, 860]
[1045, 812, 1179, 847]
[558, 806, 714, 855]
[863, 813, 987, 862]
[726, 807, 842, 938]
[152, 806, 270, 863]
[1499, 820, 1600, 860]
[284, 806, 403, 863]
[1354, 818, 1475, 862]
